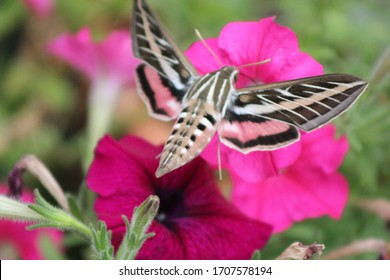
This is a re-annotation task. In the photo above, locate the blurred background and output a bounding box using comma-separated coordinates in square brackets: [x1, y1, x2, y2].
[0, 0, 390, 259]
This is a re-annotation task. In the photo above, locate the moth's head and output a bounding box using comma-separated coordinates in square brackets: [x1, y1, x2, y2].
[220, 66, 239, 82]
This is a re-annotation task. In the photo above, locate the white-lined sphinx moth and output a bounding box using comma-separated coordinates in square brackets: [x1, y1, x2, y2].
[132, 0, 368, 177]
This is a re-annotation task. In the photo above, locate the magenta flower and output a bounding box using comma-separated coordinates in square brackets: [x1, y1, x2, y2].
[0, 184, 62, 259]
[47, 28, 139, 167]
[185, 18, 349, 232]
[87, 135, 272, 259]
[22, 0, 54, 17]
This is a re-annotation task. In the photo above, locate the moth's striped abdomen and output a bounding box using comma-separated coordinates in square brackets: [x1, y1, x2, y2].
[155, 99, 218, 177]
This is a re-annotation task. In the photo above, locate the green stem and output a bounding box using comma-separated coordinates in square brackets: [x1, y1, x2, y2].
[84, 76, 121, 171]
[79, 76, 122, 222]
[70, 218, 93, 238]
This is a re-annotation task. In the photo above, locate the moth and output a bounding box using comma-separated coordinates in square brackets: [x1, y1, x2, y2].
[131, 0, 368, 178]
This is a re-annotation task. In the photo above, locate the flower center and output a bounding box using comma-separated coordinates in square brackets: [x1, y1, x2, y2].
[155, 188, 185, 228]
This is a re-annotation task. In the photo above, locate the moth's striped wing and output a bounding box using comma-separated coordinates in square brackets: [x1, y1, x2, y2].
[135, 64, 184, 120]
[233, 74, 368, 131]
[219, 112, 299, 153]
[132, 0, 198, 120]
[219, 74, 367, 152]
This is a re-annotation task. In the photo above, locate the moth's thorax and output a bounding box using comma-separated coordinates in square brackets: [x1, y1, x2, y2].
[218, 66, 239, 80]
[183, 66, 238, 114]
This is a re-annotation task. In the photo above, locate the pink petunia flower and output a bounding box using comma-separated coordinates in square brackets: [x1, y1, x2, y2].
[0, 184, 63, 259]
[22, 0, 54, 17]
[185, 17, 323, 87]
[47, 28, 138, 87]
[87, 135, 272, 259]
[185, 18, 349, 232]
[47, 28, 139, 167]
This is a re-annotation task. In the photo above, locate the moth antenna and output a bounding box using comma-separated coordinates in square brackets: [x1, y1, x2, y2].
[217, 136, 223, 181]
[238, 58, 272, 69]
[237, 58, 271, 85]
[195, 29, 223, 67]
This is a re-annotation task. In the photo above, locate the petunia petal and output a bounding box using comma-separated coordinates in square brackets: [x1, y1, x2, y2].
[270, 139, 302, 170]
[232, 168, 349, 233]
[99, 31, 139, 84]
[87, 135, 158, 198]
[47, 28, 138, 85]
[200, 135, 232, 169]
[185, 38, 229, 75]
[216, 18, 323, 83]
[227, 138, 304, 183]
[269, 52, 323, 82]
[296, 125, 349, 174]
[47, 28, 98, 79]
[200, 133, 302, 183]
[217, 18, 284, 68]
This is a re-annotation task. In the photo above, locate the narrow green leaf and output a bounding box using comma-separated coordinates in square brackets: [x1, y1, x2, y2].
[27, 222, 63, 230]
[33, 189, 57, 211]
[29, 190, 92, 238]
[89, 221, 114, 260]
[28, 204, 52, 218]
[67, 196, 84, 222]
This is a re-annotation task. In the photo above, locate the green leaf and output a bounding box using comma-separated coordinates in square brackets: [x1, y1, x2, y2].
[28, 190, 92, 238]
[67, 196, 84, 222]
[90, 221, 114, 260]
[115, 195, 160, 260]
[251, 250, 262, 260]
[27, 222, 65, 230]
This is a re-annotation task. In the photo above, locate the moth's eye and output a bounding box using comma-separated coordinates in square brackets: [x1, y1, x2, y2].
[234, 74, 238, 82]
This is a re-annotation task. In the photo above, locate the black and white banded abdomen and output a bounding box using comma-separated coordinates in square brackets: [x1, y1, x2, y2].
[155, 99, 218, 177]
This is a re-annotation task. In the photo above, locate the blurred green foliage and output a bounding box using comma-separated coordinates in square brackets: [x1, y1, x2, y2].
[1, 0, 390, 259]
